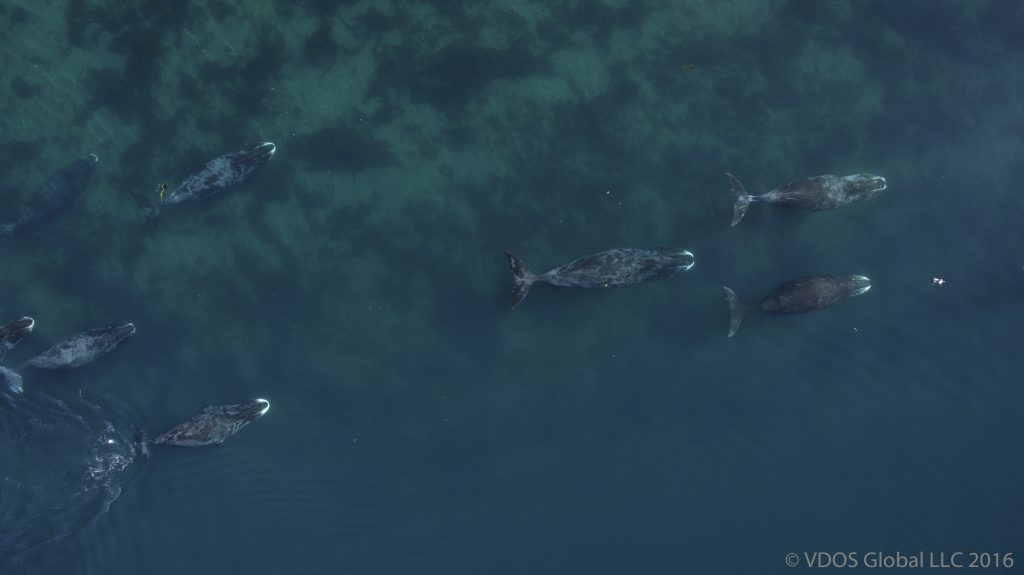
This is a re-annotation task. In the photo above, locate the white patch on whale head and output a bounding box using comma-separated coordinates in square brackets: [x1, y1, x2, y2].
[680, 250, 696, 271]
[850, 275, 872, 296]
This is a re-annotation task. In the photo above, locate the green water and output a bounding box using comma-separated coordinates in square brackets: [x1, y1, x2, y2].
[2, 1, 1023, 573]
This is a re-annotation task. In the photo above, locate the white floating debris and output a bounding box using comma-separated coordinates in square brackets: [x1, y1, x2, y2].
[932, 277, 946, 286]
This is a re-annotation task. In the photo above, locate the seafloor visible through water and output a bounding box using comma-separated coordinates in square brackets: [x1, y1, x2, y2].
[1, 1, 1022, 574]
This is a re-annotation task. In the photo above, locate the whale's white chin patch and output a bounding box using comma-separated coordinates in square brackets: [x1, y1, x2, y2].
[681, 250, 696, 271]
[851, 275, 872, 296]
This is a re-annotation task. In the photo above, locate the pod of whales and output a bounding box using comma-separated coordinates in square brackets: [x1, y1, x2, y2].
[0, 317, 271, 554]
[153, 399, 271, 446]
[131, 142, 276, 229]
[726, 172, 886, 226]
[506, 247, 695, 309]
[3, 133, 904, 558]
[723, 275, 872, 337]
[0, 154, 98, 240]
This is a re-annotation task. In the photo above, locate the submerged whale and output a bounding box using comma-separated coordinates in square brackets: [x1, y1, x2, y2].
[153, 399, 271, 446]
[0, 317, 34, 362]
[726, 172, 886, 226]
[24, 322, 136, 370]
[131, 142, 276, 229]
[724, 274, 871, 337]
[506, 247, 695, 309]
[1, 154, 98, 240]
[0, 387, 142, 559]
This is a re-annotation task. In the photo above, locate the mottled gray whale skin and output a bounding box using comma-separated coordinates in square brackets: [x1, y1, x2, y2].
[506, 247, 695, 309]
[25, 322, 135, 369]
[1, 155, 98, 240]
[153, 399, 270, 446]
[724, 274, 871, 337]
[0, 317, 34, 362]
[131, 142, 276, 229]
[1, 365, 23, 394]
[726, 172, 886, 226]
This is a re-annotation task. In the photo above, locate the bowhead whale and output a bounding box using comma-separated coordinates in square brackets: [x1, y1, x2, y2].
[24, 322, 136, 369]
[506, 247, 695, 309]
[1, 155, 98, 240]
[153, 399, 270, 446]
[726, 172, 886, 226]
[724, 274, 871, 337]
[131, 142, 276, 229]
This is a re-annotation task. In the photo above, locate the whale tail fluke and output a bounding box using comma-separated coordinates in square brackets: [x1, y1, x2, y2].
[1, 365, 24, 394]
[133, 428, 151, 459]
[725, 173, 752, 227]
[129, 190, 161, 231]
[724, 286, 746, 338]
[506, 251, 537, 309]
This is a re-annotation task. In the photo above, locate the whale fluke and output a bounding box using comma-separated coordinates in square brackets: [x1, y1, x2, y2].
[725, 173, 752, 227]
[133, 429, 150, 459]
[724, 286, 746, 338]
[506, 251, 536, 309]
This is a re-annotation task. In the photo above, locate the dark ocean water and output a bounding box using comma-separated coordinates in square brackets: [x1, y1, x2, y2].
[2, 1, 1023, 573]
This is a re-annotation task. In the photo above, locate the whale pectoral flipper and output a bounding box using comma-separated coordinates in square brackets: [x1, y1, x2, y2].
[724, 286, 746, 338]
[725, 173, 752, 227]
[506, 251, 536, 310]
